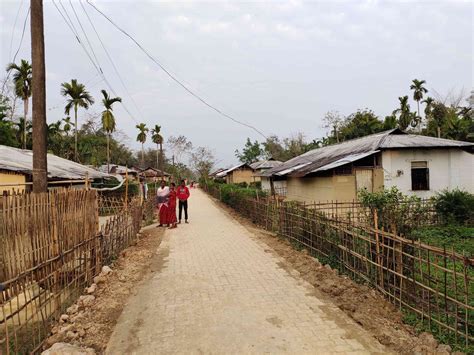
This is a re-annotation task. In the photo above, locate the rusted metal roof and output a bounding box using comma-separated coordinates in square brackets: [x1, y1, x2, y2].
[0, 145, 111, 180]
[262, 129, 473, 178]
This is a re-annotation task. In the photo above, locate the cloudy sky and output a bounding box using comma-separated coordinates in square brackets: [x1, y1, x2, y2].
[0, 0, 472, 167]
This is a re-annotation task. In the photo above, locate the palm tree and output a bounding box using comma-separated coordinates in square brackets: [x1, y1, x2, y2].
[422, 96, 435, 120]
[6, 59, 32, 149]
[410, 79, 428, 122]
[393, 96, 412, 130]
[60, 79, 94, 161]
[62, 116, 73, 136]
[136, 123, 148, 167]
[15, 117, 32, 149]
[431, 102, 447, 138]
[151, 124, 164, 176]
[100, 89, 122, 173]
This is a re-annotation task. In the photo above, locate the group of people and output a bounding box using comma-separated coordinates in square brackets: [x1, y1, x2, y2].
[155, 179, 191, 229]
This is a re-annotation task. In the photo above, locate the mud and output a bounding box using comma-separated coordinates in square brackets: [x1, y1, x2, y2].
[43, 225, 163, 353]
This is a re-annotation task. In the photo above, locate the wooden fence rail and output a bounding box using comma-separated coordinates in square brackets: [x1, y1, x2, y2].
[204, 184, 473, 349]
[0, 189, 143, 354]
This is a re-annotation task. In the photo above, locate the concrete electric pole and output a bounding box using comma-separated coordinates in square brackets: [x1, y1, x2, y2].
[31, 0, 48, 193]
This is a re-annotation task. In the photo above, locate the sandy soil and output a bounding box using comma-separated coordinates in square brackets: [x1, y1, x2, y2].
[43, 224, 163, 353]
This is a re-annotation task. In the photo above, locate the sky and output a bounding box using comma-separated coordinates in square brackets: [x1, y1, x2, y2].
[0, 0, 472, 167]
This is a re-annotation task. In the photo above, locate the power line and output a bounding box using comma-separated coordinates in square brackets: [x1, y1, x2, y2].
[68, 0, 103, 74]
[8, 0, 25, 60]
[1, 5, 30, 96]
[86, 0, 268, 139]
[79, 0, 145, 119]
[51, 0, 139, 125]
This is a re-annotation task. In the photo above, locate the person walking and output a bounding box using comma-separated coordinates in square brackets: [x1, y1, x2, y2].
[177, 179, 190, 224]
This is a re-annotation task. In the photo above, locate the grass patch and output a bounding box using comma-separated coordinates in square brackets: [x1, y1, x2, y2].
[409, 225, 474, 256]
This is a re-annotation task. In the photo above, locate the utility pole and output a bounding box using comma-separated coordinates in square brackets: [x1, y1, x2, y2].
[31, 0, 48, 193]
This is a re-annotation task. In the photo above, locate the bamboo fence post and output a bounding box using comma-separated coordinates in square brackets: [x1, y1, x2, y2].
[374, 209, 383, 288]
[125, 167, 129, 210]
[451, 247, 458, 345]
[462, 251, 469, 348]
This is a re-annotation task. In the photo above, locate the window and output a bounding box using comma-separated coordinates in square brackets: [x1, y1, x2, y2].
[411, 161, 429, 191]
[334, 164, 352, 175]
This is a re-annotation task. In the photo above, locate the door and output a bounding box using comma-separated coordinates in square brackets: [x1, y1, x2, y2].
[356, 169, 373, 192]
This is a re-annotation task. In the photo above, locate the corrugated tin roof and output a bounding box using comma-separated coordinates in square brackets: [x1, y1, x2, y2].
[310, 151, 380, 173]
[216, 163, 250, 177]
[98, 165, 139, 174]
[263, 129, 473, 177]
[0, 145, 111, 180]
[250, 159, 283, 170]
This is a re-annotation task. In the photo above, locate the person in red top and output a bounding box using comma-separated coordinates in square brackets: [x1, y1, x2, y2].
[176, 179, 190, 224]
[166, 182, 178, 229]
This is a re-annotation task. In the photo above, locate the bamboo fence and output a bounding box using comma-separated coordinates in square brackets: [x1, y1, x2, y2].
[0, 189, 143, 354]
[205, 184, 473, 349]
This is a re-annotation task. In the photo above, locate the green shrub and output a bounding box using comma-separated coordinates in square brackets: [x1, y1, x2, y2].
[433, 189, 474, 225]
[249, 181, 262, 189]
[358, 187, 429, 233]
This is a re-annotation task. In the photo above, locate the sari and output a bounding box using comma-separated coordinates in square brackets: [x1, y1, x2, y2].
[165, 190, 178, 224]
[156, 186, 169, 224]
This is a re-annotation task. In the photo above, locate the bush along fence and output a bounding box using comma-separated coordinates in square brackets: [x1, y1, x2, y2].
[203, 183, 473, 351]
[0, 189, 144, 354]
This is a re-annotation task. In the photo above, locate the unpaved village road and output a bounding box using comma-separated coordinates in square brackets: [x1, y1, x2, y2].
[106, 189, 387, 354]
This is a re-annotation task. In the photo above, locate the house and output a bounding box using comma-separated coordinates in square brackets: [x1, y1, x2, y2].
[0, 145, 112, 195]
[249, 159, 283, 184]
[215, 163, 256, 185]
[209, 168, 226, 179]
[98, 164, 140, 180]
[262, 129, 474, 202]
[249, 159, 284, 190]
[139, 167, 171, 183]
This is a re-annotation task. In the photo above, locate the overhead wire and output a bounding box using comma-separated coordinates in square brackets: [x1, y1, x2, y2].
[79, 0, 145, 119]
[85, 0, 268, 139]
[1, 5, 30, 96]
[8, 0, 25, 60]
[51, 0, 139, 125]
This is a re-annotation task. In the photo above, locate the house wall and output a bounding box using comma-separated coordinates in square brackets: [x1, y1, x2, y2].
[227, 168, 255, 184]
[381, 149, 474, 198]
[286, 175, 355, 202]
[286, 168, 385, 202]
[261, 177, 287, 192]
[0, 171, 26, 194]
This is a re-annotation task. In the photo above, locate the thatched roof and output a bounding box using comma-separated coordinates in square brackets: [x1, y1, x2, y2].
[262, 129, 473, 178]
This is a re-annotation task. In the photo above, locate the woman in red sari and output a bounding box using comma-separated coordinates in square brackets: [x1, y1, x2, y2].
[166, 183, 178, 229]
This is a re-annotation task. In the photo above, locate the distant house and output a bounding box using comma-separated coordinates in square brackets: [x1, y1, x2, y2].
[262, 129, 474, 202]
[209, 168, 226, 179]
[0, 145, 111, 195]
[98, 164, 140, 180]
[215, 163, 256, 185]
[250, 158, 283, 191]
[139, 167, 171, 183]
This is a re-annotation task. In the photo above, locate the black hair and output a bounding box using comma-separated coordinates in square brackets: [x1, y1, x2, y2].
[170, 182, 176, 187]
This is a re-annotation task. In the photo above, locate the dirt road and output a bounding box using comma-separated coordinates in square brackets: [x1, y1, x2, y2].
[106, 189, 387, 354]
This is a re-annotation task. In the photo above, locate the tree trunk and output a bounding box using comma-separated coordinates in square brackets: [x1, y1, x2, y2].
[417, 101, 421, 132]
[437, 126, 441, 138]
[107, 133, 110, 173]
[141, 143, 145, 168]
[74, 105, 78, 162]
[156, 143, 159, 170]
[23, 98, 28, 149]
[31, 0, 48, 193]
[159, 142, 163, 180]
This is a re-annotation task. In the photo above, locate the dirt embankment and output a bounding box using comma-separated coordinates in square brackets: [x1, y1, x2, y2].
[215, 198, 458, 355]
[43, 225, 163, 353]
